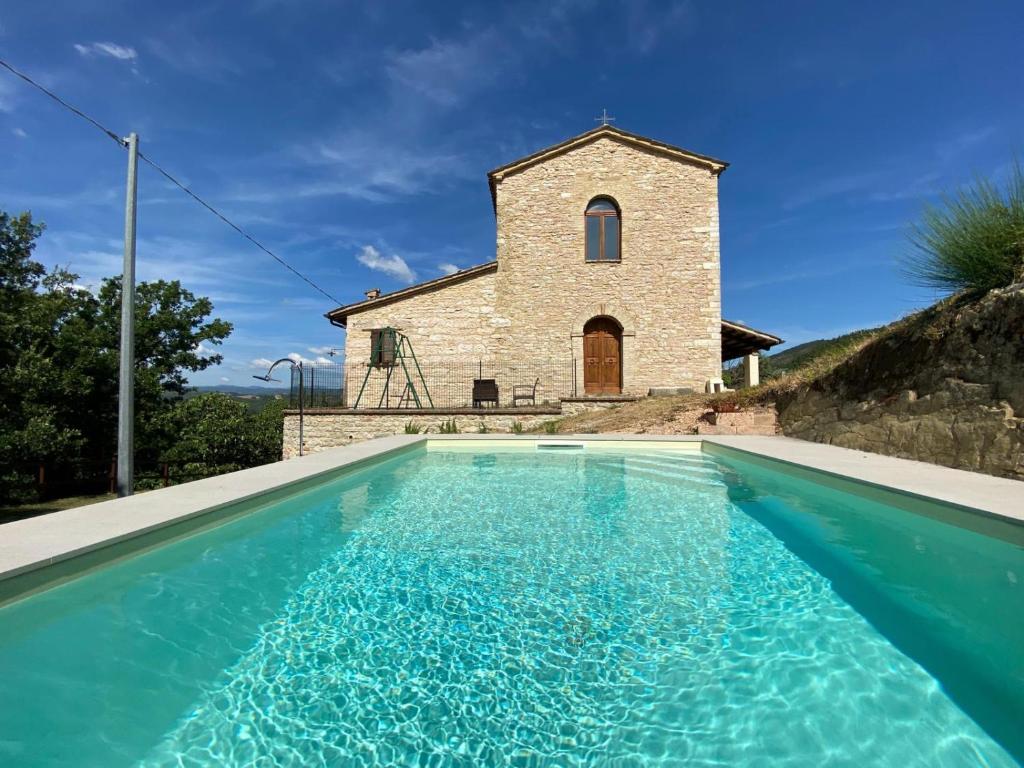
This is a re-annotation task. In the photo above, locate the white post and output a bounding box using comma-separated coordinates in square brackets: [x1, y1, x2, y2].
[116, 133, 139, 497]
[743, 352, 760, 388]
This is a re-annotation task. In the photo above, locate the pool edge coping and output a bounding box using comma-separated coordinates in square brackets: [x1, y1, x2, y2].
[0, 435, 428, 603]
[1, 434, 1021, 604]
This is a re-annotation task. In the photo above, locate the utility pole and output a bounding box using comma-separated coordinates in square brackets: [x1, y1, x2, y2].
[117, 132, 139, 497]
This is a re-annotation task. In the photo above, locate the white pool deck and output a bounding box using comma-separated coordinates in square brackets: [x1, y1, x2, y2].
[1, 434, 1021, 604]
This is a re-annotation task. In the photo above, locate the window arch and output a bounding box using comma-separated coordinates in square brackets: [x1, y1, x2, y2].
[585, 197, 620, 262]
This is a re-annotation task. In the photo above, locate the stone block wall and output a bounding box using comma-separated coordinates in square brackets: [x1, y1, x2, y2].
[492, 135, 722, 393]
[283, 411, 555, 459]
[696, 408, 778, 436]
[344, 270, 499, 365]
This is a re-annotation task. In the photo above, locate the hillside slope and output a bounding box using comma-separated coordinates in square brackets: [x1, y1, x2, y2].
[764, 327, 884, 375]
[777, 283, 1024, 479]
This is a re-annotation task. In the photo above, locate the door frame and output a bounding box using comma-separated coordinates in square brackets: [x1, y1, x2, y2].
[582, 316, 623, 395]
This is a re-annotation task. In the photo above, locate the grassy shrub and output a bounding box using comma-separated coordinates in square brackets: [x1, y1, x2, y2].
[543, 420, 560, 434]
[403, 421, 422, 434]
[719, 325, 894, 407]
[438, 419, 459, 434]
[904, 161, 1024, 294]
[511, 421, 524, 434]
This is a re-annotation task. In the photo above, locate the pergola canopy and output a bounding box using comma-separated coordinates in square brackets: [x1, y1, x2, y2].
[721, 319, 783, 361]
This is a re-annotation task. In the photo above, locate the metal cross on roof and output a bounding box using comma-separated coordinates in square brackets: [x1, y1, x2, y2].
[594, 108, 616, 126]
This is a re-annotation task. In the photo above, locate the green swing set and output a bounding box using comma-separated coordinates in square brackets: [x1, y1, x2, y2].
[351, 327, 434, 409]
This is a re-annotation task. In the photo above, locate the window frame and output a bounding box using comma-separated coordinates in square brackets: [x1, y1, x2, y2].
[584, 197, 621, 263]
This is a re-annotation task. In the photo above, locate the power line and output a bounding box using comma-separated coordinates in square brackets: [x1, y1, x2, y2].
[0, 56, 342, 306]
[137, 153, 341, 304]
[0, 58, 124, 148]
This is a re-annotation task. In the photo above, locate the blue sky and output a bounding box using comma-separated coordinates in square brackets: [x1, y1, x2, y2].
[1, 1, 1021, 386]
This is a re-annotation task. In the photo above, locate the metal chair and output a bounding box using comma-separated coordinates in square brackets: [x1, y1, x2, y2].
[512, 377, 540, 407]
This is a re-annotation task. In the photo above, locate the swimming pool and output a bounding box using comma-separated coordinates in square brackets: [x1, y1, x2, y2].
[1, 443, 1021, 766]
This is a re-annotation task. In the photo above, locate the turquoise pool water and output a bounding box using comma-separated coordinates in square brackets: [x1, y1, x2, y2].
[0, 447, 1021, 767]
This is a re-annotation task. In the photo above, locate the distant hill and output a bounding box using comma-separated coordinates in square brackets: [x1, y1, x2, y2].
[185, 384, 289, 412]
[764, 327, 886, 377]
[193, 384, 289, 395]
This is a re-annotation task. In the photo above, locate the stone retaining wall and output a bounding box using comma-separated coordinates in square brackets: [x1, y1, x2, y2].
[559, 397, 637, 417]
[283, 411, 556, 459]
[281, 397, 638, 458]
[776, 285, 1024, 481]
[696, 407, 778, 435]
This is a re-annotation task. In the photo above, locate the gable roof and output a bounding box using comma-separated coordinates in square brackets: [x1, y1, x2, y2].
[325, 261, 498, 327]
[487, 125, 729, 211]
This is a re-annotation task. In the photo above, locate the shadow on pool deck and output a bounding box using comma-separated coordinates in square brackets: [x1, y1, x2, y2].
[0, 493, 115, 526]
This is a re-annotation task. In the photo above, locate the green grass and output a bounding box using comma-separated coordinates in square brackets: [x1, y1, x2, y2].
[903, 160, 1024, 294]
[762, 328, 885, 376]
[0, 493, 115, 525]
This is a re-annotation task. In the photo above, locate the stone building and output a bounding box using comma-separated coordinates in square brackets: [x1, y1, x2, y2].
[326, 125, 780, 399]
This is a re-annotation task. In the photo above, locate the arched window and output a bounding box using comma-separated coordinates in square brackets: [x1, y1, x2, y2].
[585, 197, 620, 262]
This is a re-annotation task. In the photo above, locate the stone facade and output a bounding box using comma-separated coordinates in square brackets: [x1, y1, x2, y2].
[492, 136, 722, 394]
[339, 129, 724, 396]
[344, 270, 498, 364]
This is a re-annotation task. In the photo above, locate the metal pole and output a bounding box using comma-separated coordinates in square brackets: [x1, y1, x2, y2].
[116, 132, 139, 497]
[298, 363, 304, 457]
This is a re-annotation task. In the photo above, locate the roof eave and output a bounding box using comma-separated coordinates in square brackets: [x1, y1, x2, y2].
[325, 261, 499, 327]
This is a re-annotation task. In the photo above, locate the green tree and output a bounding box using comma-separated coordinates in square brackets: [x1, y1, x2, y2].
[0, 210, 235, 502]
[149, 394, 283, 485]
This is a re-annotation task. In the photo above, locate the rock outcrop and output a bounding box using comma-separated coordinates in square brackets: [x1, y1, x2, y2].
[778, 284, 1024, 480]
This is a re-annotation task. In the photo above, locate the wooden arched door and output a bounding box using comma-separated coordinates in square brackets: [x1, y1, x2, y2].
[583, 317, 622, 395]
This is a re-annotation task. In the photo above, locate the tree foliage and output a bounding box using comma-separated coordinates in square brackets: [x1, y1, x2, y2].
[152, 394, 284, 482]
[904, 161, 1024, 294]
[0, 210, 279, 504]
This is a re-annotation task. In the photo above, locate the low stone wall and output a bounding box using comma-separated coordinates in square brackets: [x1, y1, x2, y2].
[779, 385, 1023, 480]
[559, 397, 637, 417]
[697, 407, 778, 435]
[282, 410, 556, 459]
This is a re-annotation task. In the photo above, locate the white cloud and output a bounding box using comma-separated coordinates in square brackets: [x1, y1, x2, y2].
[356, 245, 416, 284]
[271, 351, 338, 367]
[783, 171, 879, 210]
[935, 126, 996, 161]
[626, 0, 696, 54]
[220, 376, 230, 382]
[307, 345, 338, 355]
[74, 42, 138, 61]
[250, 357, 275, 369]
[438, 262, 461, 275]
[868, 172, 942, 203]
[145, 24, 271, 82]
[227, 129, 473, 204]
[12, 127, 27, 139]
[386, 30, 502, 106]
[0, 78, 15, 113]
